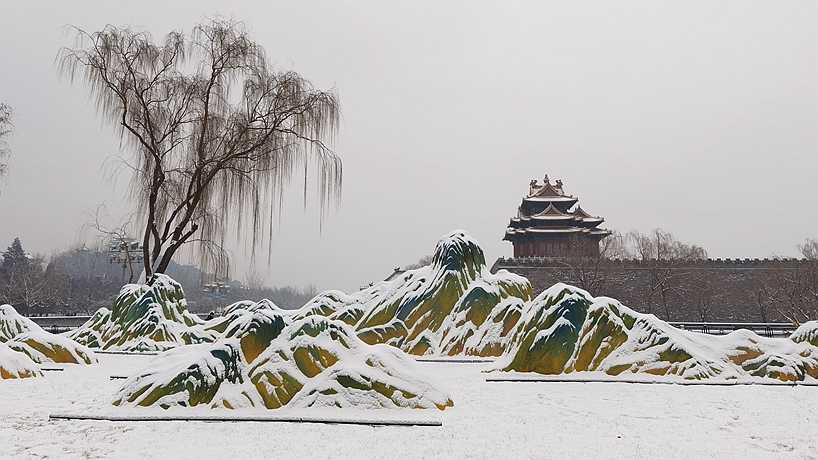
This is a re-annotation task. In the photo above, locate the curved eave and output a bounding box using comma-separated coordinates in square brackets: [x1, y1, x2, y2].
[506, 227, 588, 235]
[531, 215, 576, 222]
[535, 216, 575, 222]
[578, 217, 604, 224]
[523, 196, 577, 204]
[511, 216, 579, 224]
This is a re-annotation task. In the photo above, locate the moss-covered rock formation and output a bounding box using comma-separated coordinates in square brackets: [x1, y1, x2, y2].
[0, 304, 96, 365]
[114, 312, 453, 411]
[491, 284, 818, 382]
[0, 341, 41, 379]
[70, 274, 218, 352]
[291, 231, 532, 356]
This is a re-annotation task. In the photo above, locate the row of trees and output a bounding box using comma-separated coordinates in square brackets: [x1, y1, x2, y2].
[565, 229, 707, 300]
[562, 230, 818, 323]
[0, 237, 318, 315]
[0, 238, 55, 312]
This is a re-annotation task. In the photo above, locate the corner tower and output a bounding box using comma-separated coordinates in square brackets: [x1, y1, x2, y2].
[503, 175, 611, 258]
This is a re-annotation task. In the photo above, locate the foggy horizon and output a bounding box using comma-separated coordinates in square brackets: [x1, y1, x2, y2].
[1, 1, 816, 291]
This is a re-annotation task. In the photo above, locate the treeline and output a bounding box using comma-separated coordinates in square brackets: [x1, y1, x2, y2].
[561, 230, 818, 323]
[0, 237, 318, 315]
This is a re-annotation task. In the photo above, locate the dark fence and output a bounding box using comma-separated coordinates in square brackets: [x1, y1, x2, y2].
[669, 322, 796, 337]
[27, 316, 92, 332]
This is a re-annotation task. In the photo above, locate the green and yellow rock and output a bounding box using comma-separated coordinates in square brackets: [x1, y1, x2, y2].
[114, 315, 453, 410]
[291, 231, 532, 355]
[492, 283, 818, 382]
[0, 304, 96, 365]
[70, 274, 217, 352]
[0, 341, 42, 379]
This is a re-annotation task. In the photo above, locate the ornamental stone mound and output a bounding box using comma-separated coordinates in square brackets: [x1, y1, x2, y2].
[70, 274, 218, 352]
[490, 284, 818, 382]
[72, 230, 818, 409]
[0, 342, 41, 379]
[114, 311, 453, 410]
[296, 230, 533, 355]
[0, 304, 96, 375]
[109, 230, 532, 410]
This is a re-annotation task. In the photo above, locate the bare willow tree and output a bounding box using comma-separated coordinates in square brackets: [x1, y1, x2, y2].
[0, 102, 12, 178]
[59, 19, 342, 283]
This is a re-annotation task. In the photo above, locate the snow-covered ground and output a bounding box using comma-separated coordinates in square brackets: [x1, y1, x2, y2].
[1, 355, 816, 459]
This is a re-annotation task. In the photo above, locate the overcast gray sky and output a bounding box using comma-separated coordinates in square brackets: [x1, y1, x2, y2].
[1, 1, 816, 291]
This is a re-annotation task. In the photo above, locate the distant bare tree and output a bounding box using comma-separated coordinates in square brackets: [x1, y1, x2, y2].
[801, 240, 818, 316]
[769, 270, 809, 324]
[772, 239, 818, 324]
[560, 231, 627, 295]
[244, 266, 266, 291]
[626, 229, 707, 319]
[88, 207, 139, 283]
[754, 281, 774, 323]
[799, 239, 818, 261]
[684, 271, 723, 322]
[0, 102, 12, 179]
[404, 255, 434, 271]
[59, 19, 342, 284]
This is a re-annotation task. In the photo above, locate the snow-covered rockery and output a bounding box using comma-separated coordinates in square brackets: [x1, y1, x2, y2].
[0, 342, 41, 379]
[490, 284, 818, 381]
[294, 230, 533, 355]
[70, 274, 218, 352]
[0, 304, 96, 377]
[73, 232, 531, 357]
[114, 303, 453, 410]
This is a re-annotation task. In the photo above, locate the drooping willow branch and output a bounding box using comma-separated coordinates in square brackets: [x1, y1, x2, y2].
[0, 102, 12, 178]
[58, 18, 342, 282]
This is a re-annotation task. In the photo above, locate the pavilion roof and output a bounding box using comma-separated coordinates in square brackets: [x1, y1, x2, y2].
[507, 176, 609, 239]
[531, 203, 574, 219]
[528, 181, 566, 198]
[571, 206, 604, 224]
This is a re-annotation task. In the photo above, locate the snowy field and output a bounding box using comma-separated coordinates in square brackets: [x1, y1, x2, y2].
[1, 355, 816, 460]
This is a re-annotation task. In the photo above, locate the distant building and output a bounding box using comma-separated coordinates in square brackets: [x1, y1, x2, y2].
[202, 281, 232, 296]
[107, 239, 144, 265]
[503, 174, 611, 258]
[494, 175, 811, 322]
